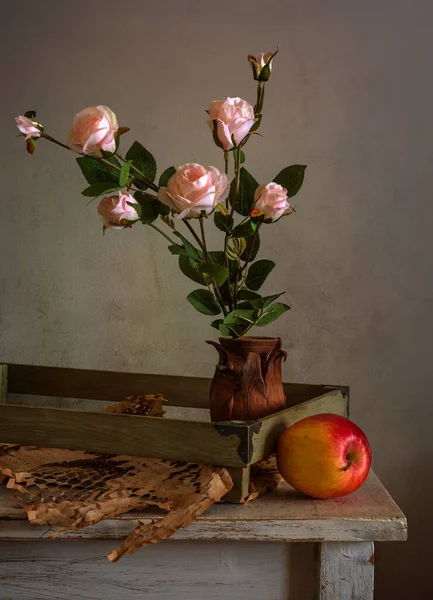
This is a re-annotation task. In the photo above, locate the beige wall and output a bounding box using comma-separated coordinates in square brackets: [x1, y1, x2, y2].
[1, 1, 432, 596]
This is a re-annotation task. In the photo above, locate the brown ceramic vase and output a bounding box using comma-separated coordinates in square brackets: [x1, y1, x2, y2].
[207, 336, 287, 422]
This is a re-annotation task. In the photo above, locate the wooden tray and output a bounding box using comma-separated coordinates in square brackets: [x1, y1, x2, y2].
[0, 364, 349, 502]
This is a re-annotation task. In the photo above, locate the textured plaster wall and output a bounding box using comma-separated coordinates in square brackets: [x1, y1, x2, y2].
[1, 1, 432, 597]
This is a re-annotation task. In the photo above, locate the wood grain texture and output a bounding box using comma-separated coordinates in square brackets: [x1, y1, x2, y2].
[319, 541, 374, 600]
[0, 365, 7, 405]
[225, 466, 251, 503]
[0, 390, 348, 475]
[5, 363, 334, 408]
[0, 540, 317, 600]
[0, 404, 249, 467]
[250, 390, 349, 464]
[0, 472, 407, 542]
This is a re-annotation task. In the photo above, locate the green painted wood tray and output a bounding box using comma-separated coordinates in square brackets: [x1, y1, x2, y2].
[0, 363, 349, 502]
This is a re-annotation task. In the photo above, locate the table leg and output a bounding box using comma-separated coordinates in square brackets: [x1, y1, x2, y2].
[318, 541, 374, 599]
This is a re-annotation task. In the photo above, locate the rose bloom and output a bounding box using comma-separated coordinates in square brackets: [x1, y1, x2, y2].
[15, 115, 41, 139]
[158, 163, 229, 219]
[252, 182, 293, 222]
[248, 52, 274, 81]
[207, 97, 256, 150]
[97, 192, 139, 229]
[68, 105, 118, 157]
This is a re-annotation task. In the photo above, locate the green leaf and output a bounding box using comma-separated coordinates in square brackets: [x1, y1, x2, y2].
[233, 148, 246, 164]
[240, 231, 260, 262]
[197, 262, 229, 286]
[245, 259, 275, 291]
[212, 319, 232, 337]
[119, 160, 133, 187]
[81, 182, 122, 198]
[255, 303, 290, 326]
[250, 114, 262, 132]
[225, 308, 258, 325]
[214, 211, 233, 232]
[173, 232, 202, 259]
[168, 245, 189, 256]
[208, 251, 237, 275]
[159, 166, 176, 187]
[273, 165, 306, 198]
[229, 168, 259, 216]
[134, 191, 166, 225]
[77, 155, 121, 185]
[125, 141, 157, 189]
[178, 255, 209, 286]
[187, 289, 222, 315]
[236, 289, 261, 301]
[231, 219, 257, 238]
[218, 323, 232, 336]
[250, 293, 285, 309]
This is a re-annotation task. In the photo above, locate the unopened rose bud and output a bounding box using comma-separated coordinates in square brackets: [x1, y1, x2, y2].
[97, 191, 140, 229]
[252, 182, 293, 222]
[248, 49, 278, 82]
[15, 115, 42, 139]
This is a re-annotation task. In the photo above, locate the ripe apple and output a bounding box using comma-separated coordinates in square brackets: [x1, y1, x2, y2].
[276, 413, 372, 499]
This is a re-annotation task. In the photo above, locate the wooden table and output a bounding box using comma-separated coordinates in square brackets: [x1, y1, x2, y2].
[0, 471, 406, 600]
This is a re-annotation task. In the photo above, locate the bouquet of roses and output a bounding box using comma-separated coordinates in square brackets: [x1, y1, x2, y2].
[15, 50, 306, 339]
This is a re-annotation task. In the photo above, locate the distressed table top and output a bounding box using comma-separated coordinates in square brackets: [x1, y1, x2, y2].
[0, 471, 406, 543]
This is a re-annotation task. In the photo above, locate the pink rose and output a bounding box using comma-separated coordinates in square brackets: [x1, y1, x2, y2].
[97, 192, 139, 229]
[207, 97, 257, 150]
[15, 115, 41, 139]
[68, 105, 118, 157]
[252, 182, 293, 222]
[158, 163, 229, 219]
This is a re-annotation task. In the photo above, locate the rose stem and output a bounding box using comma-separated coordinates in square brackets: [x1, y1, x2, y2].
[198, 216, 228, 317]
[149, 224, 178, 245]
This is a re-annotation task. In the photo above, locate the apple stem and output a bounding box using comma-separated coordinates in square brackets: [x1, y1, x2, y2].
[341, 454, 352, 472]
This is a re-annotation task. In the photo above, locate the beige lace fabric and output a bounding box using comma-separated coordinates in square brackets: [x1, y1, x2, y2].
[0, 394, 282, 561]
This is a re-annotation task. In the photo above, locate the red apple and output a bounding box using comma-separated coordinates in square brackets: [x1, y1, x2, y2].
[276, 413, 372, 499]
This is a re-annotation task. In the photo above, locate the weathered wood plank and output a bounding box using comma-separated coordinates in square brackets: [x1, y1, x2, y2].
[0, 365, 7, 405]
[319, 541, 374, 600]
[0, 540, 316, 600]
[0, 404, 249, 467]
[0, 472, 407, 542]
[0, 515, 407, 543]
[5, 363, 333, 408]
[225, 466, 251, 503]
[250, 390, 349, 464]
[7, 363, 212, 407]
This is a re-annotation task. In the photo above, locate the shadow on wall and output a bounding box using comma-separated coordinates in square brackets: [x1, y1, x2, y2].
[375, 460, 433, 599]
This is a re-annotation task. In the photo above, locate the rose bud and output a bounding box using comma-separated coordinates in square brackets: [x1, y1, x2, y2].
[207, 97, 257, 150]
[158, 163, 230, 219]
[68, 105, 118, 157]
[252, 182, 293, 222]
[97, 192, 139, 229]
[248, 49, 278, 82]
[15, 115, 42, 139]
